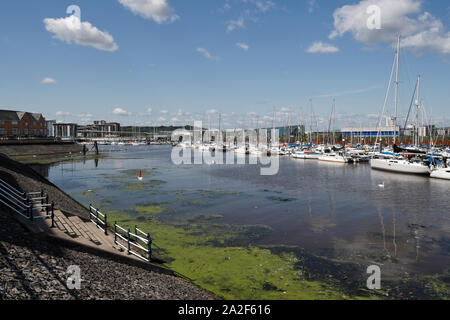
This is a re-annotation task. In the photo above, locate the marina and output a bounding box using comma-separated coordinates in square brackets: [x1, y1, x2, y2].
[32, 143, 450, 299]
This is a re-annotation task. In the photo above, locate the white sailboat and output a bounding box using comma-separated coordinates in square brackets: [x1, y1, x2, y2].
[430, 167, 450, 180]
[292, 150, 320, 159]
[319, 152, 350, 163]
[370, 35, 430, 175]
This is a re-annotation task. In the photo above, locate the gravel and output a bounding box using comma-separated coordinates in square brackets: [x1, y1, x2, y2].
[0, 153, 216, 300]
[0, 153, 89, 219]
[0, 202, 215, 300]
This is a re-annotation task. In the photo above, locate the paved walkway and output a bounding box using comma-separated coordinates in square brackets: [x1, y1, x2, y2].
[27, 206, 152, 266]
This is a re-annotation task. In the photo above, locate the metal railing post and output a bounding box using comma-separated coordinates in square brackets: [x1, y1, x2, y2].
[51, 201, 55, 228]
[96, 208, 99, 228]
[147, 233, 152, 263]
[127, 229, 131, 255]
[104, 213, 108, 235]
[114, 222, 117, 243]
[27, 195, 33, 221]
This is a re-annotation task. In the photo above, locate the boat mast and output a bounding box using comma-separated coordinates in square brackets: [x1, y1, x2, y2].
[415, 75, 421, 147]
[309, 99, 313, 145]
[393, 35, 401, 145]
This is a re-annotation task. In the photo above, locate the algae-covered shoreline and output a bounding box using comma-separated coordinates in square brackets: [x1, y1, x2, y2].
[29, 152, 450, 300]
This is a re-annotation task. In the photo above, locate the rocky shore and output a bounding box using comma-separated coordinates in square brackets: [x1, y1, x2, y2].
[0, 154, 216, 300]
[0, 153, 89, 219]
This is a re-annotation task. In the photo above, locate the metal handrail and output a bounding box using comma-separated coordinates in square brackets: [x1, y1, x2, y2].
[113, 220, 152, 263]
[89, 205, 107, 235]
[0, 188, 30, 211]
[0, 179, 54, 227]
[0, 179, 26, 200]
[0, 197, 29, 219]
[0, 184, 30, 208]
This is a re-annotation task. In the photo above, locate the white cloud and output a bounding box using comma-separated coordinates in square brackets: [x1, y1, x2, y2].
[329, 0, 450, 55]
[313, 86, 379, 98]
[112, 108, 132, 116]
[146, 108, 153, 114]
[308, 0, 317, 13]
[227, 17, 245, 32]
[206, 109, 218, 115]
[41, 77, 56, 84]
[255, 0, 275, 13]
[44, 15, 118, 52]
[306, 41, 340, 54]
[159, 109, 169, 114]
[119, 0, 179, 23]
[236, 42, 249, 51]
[196, 47, 220, 61]
[56, 111, 70, 117]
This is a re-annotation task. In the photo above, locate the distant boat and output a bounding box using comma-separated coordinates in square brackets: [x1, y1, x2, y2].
[370, 158, 430, 175]
[430, 167, 450, 180]
[319, 153, 350, 163]
[292, 150, 320, 159]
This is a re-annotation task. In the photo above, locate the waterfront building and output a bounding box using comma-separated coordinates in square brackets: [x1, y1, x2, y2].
[53, 123, 78, 140]
[46, 120, 56, 137]
[0, 109, 48, 138]
[77, 120, 121, 139]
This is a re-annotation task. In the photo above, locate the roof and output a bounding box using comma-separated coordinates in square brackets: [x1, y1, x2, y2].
[0, 110, 45, 122]
[0, 110, 20, 121]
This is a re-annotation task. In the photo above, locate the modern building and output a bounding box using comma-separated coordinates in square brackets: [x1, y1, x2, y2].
[46, 120, 56, 137]
[53, 123, 78, 140]
[77, 120, 121, 139]
[0, 110, 47, 138]
[341, 117, 400, 139]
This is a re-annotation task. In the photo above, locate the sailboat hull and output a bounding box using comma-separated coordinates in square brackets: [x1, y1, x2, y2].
[292, 152, 320, 159]
[430, 168, 450, 180]
[370, 159, 430, 175]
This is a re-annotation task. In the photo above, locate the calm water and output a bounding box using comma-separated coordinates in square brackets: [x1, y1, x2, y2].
[38, 145, 450, 280]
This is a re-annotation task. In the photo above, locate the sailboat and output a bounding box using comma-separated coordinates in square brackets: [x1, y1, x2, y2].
[430, 167, 450, 180]
[370, 36, 430, 175]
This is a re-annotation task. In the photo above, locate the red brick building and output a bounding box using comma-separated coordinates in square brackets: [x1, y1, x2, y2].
[0, 110, 47, 138]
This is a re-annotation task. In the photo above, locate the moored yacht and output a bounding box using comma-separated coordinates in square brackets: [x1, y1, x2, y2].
[319, 152, 351, 163]
[370, 157, 430, 175]
[292, 150, 320, 159]
[430, 167, 450, 180]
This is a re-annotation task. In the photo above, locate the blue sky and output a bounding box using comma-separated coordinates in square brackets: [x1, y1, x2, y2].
[0, 0, 449, 129]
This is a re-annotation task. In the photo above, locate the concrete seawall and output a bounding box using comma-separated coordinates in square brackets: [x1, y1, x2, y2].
[0, 143, 83, 156]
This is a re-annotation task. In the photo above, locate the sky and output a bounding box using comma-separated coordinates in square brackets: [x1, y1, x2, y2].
[0, 0, 449, 129]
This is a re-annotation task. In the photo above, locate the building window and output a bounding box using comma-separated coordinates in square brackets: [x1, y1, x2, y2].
[12, 128, 18, 136]
[12, 121, 18, 125]
[24, 129, 28, 135]
[0, 128, 6, 135]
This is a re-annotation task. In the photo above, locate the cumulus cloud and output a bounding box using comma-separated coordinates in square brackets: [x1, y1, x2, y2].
[112, 108, 132, 116]
[119, 0, 179, 23]
[159, 109, 169, 114]
[227, 16, 245, 32]
[206, 109, 218, 115]
[44, 15, 118, 52]
[306, 41, 340, 53]
[196, 47, 220, 61]
[236, 42, 249, 51]
[56, 111, 70, 117]
[329, 0, 450, 55]
[41, 77, 56, 84]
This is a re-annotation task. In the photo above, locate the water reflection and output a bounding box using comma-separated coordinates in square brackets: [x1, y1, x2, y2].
[41, 146, 449, 278]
